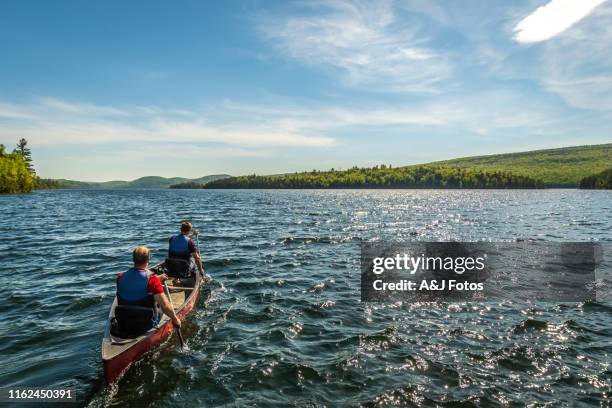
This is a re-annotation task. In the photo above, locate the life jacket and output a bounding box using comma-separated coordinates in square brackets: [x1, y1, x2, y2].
[169, 234, 192, 261]
[117, 268, 155, 307]
[114, 268, 159, 337]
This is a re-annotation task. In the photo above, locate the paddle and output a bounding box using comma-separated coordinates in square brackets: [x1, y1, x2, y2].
[193, 229, 204, 279]
[163, 281, 186, 348]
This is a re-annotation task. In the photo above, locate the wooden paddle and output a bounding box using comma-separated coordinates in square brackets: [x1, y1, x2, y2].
[163, 281, 185, 348]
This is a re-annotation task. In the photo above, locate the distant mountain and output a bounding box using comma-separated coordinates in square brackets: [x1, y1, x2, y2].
[54, 174, 231, 189]
[120, 176, 191, 189]
[53, 179, 97, 188]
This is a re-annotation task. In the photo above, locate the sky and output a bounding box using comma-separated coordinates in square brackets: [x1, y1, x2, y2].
[0, 0, 611, 181]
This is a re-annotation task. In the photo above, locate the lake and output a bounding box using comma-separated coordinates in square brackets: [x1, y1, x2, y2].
[0, 189, 610, 407]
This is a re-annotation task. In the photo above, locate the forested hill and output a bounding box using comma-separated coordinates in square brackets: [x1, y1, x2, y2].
[432, 143, 611, 187]
[204, 143, 611, 189]
[204, 166, 540, 189]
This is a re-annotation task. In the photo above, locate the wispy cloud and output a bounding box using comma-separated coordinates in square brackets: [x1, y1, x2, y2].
[538, 2, 612, 110]
[0, 97, 335, 148]
[35, 96, 197, 118]
[0, 92, 565, 154]
[36, 97, 130, 116]
[513, 0, 607, 43]
[0, 102, 38, 119]
[257, 0, 450, 93]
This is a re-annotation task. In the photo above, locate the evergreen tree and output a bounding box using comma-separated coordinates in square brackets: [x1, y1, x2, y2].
[15, 138, 35, 176]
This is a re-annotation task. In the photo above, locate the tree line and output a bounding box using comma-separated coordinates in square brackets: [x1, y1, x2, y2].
[0, 138, 62, 193]
[203, 165, 542, 189]
[579, 168, 612, 189]
[170, 181, 206, 189]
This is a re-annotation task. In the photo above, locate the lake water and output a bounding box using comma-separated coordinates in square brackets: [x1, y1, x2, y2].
[0, 189, 610, 407]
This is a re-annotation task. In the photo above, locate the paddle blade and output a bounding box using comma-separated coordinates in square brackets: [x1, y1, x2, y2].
[176, 327, 186, 350]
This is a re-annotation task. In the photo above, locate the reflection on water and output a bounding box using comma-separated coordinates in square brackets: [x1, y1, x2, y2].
[0, 189, 610, 407]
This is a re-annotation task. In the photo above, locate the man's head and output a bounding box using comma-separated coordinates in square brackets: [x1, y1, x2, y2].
[181, 221, 192, 235]
[132, 246, 150, 267]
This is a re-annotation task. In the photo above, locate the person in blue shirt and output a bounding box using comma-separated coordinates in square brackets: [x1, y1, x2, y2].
[168, 221, 204, 276]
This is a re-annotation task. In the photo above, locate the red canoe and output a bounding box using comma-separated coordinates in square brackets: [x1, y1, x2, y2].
[101, 262, 202, 384]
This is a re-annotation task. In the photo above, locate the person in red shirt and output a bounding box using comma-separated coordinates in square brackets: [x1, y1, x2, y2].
[116, 246, 181, 331]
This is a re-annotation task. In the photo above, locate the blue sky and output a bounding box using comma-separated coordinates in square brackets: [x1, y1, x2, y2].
[0, 0, 610, 181]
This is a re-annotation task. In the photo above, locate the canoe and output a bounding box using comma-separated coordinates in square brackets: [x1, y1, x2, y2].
[101, 262, 202, 384]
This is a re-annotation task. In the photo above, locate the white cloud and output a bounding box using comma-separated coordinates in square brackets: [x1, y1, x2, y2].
[513, 0, 607, 43]
[258, 0, 450, 92]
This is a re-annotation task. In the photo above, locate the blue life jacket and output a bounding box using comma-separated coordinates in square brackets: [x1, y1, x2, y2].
[169, 234, 191, 260]
[117, 268, 155, 308]
[115, 268, 160, 334]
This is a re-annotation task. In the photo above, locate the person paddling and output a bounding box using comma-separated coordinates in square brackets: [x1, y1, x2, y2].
[168, 221, 204, 277]
[115, 246, 181, 336]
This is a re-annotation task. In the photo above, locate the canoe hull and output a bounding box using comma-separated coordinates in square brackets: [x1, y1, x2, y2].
[102, 274, 201, 384]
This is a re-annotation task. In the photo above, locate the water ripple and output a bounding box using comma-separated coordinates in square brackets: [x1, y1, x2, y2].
[0, 189, 609, 407]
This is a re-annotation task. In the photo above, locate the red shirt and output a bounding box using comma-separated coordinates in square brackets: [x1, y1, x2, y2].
[116, 267, 164, 295]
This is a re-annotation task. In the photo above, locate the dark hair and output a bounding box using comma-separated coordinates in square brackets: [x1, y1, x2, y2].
[133, 246, 150, 265]
[181, 221, 192, 233]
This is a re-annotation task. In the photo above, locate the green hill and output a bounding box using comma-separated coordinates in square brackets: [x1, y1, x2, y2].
[205, 143, 611, 189]
[120, 176, 189, 189]
[52, 179, 96, 188]
[431, 143, 611, 187]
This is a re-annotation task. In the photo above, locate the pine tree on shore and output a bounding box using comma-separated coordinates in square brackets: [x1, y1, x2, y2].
[15, 138, 36, 176]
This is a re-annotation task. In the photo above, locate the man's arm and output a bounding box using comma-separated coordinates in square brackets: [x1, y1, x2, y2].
[192, 251, 205, 274]
[154, 293, 181, 328]
[148, 274, 181, 327]
[188, 238, 205, 274]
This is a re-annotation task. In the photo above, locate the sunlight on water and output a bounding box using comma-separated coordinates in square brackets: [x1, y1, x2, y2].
[0, 189, 610, 407]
